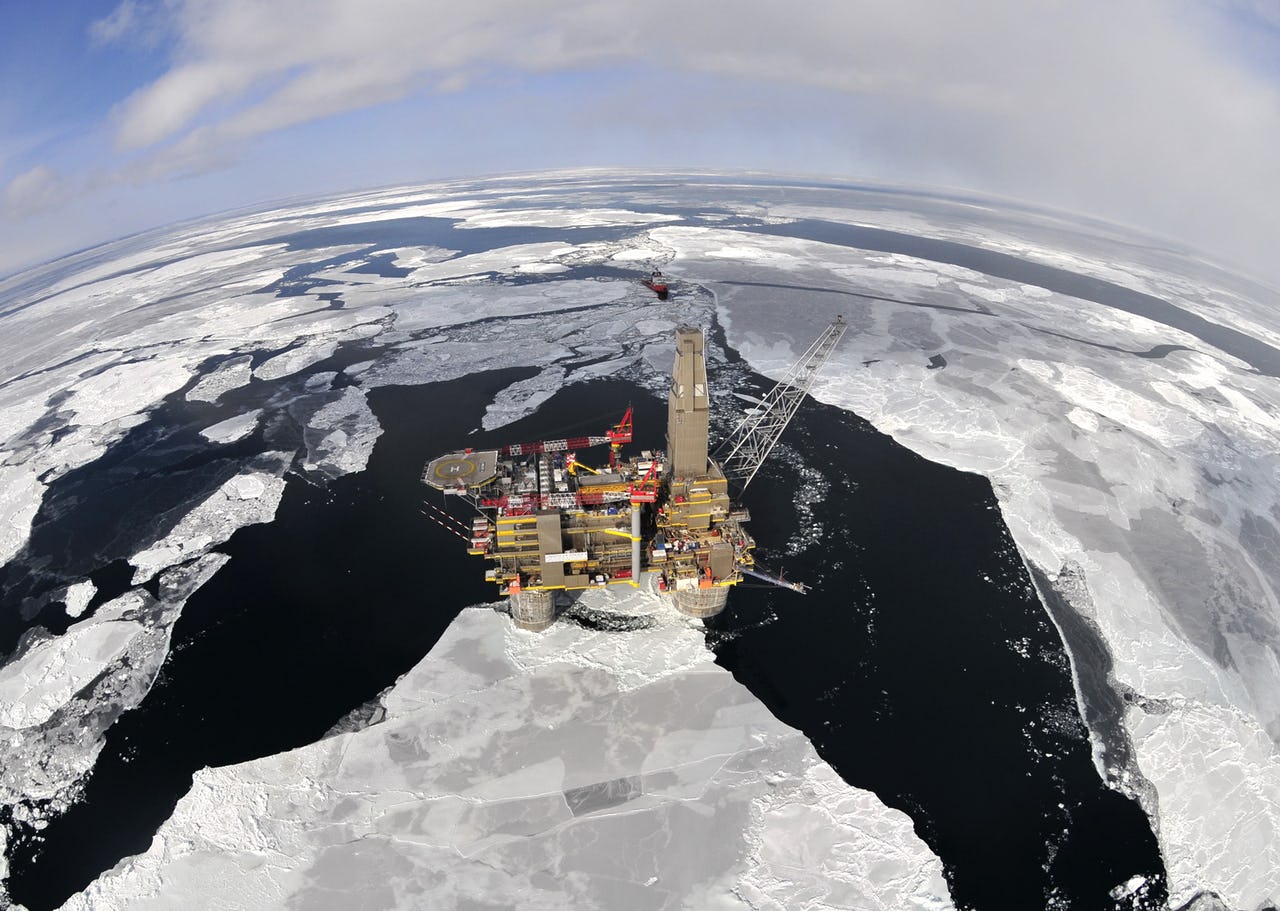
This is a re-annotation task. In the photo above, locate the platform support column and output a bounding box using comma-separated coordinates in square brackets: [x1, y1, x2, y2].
[631, 507, 641, 584]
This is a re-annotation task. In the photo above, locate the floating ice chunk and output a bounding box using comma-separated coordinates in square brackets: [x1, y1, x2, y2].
[300, 387, 381, 478]
[60, 580, 96, 618]
[0, 463, 42, 568]
[128, 464, 287, 584]
[63, 357, 194, 427]
[0, 619, 145, 729]
[303, 371, 336, 391]
[65, 604, 954, 910]
[186, 356, 253, 402]
[385, 245, 457, 270]
[1109, 874, 1148, 900]
[199, 409, 262, 444]
[253, 340, 338, 381]
[511, 261, 569, 274]
[0, 555, 229, 829]
[480, 368, 566, 431]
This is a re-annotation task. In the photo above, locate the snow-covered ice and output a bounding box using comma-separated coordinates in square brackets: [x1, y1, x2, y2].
[658, 224, 1280, 909]
[185, 356, 253, 402]
[198, 409, 262, 444]
[299, 387, 382, 477]
[253, 340, 339, 382]
[64, 590, 954, 911]
[128, 464, 287, 585]
[0, 555, 229, 832]
[58, 581, 96, 619]
[0, 620, 145, 730]
[0, 464, 43, 567]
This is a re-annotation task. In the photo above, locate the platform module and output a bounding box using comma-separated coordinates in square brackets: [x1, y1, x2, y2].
[422, 318, 847, 630]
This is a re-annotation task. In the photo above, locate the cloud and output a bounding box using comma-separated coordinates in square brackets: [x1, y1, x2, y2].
[96, 0, 1280, 278]
[89, 0, 174, 48]
[4, 165, 68, 219]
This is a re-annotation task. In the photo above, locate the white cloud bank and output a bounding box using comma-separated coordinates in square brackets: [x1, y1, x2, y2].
[4, 0, 1276, 284]
[101, 1, 1280, 281]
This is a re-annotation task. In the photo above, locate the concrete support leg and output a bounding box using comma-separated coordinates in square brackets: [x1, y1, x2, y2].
[674, 586, 730, 618]
[510, 590, 555, 632]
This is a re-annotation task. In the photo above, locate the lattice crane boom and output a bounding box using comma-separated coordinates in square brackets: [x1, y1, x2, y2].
[714, 315, 848, 492]
[499, 407, 633, 456]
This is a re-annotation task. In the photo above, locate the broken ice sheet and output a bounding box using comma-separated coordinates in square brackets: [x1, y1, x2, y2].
[186, 356, 254, 403]
[199, 409, 262, 444]
[0, 555, 229, 826]
[128, 460, 289, 585]
[299, 387, 382, 478]
[64, 604, 954, 911]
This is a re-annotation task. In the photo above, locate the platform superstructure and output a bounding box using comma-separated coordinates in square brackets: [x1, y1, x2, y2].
[423, 318, 846, 629]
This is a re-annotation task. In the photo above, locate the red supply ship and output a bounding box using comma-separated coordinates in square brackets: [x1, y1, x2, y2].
[642, 270, 669, 300]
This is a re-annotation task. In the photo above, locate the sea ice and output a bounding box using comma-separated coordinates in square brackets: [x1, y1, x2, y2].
[128, 463, 287, 584]
[198, 409, 262, 444]
[185, 355, 253, 402]
[480, 368, 567, 431]
[671, 224, 1280, 909]
[61, 358, 194, 428]
[0, 555, 229, 833]
[299, 387, 381, 478]
[3, 175, 1277, 909]
[0, 464, 42, 567]
[63, 590, 954, 911]
[59, 580, 96, 619]
[0, 620, 145, 730]
[253, 340, 338, 381]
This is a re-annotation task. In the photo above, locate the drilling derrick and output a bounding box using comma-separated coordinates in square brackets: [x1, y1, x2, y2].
[667, 327, 710, 477]
[656, 326, 753, 618]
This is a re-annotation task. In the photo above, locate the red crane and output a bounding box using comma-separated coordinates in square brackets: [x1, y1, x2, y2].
[629, 457, 661, 504]
[500, 406, 633, 457]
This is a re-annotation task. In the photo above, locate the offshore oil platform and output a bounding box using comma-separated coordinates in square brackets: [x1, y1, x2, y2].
[423, 319, 848, 630]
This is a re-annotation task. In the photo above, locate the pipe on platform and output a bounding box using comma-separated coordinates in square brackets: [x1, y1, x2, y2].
[631, 507, 641, 584]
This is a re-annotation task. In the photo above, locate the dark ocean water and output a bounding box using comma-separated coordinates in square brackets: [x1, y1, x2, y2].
[4, 352, 1163, 911]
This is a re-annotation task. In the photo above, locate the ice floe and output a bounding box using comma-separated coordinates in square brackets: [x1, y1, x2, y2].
[198, 409, 262, 444]
[128, 463, 288, 585]
[299, 387, 381, 478]
[0, 464, 43, 567]
[253, 340, 338, 382]
[64, 592, 953, 911]
[185, 355, 253, 402]
[58, 580, 96, 619]
[0, 619, 145, 730]
[0, 555, 228, 830]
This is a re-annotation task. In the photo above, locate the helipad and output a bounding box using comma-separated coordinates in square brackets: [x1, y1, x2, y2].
[422, 449, 499, 491]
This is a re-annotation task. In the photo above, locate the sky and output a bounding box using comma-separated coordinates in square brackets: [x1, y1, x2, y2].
[1, 0, 1278, 285]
